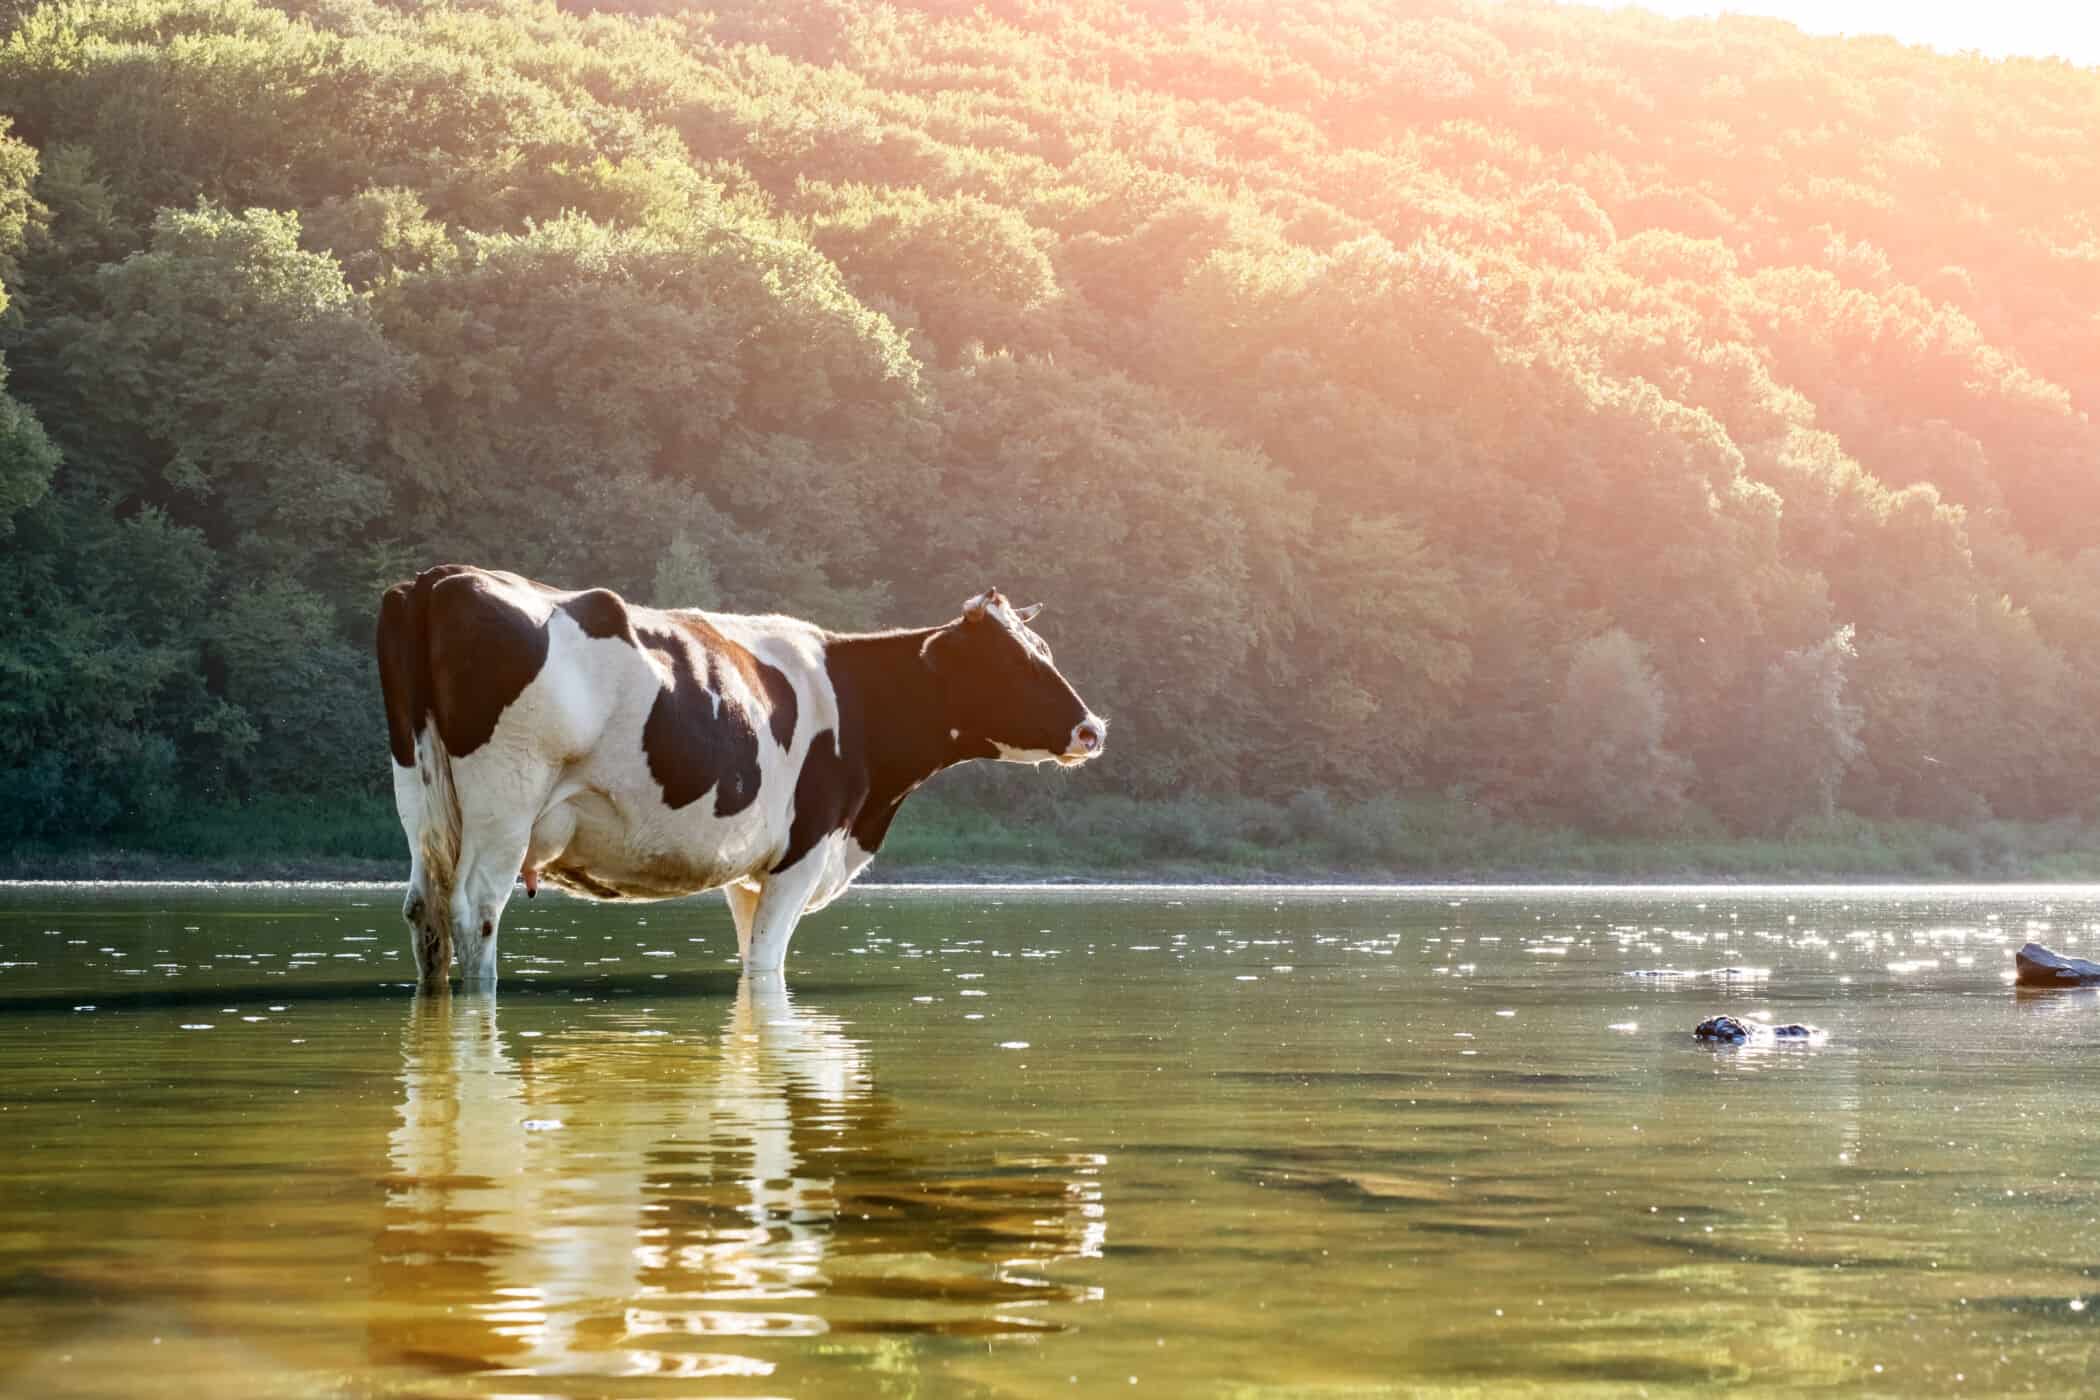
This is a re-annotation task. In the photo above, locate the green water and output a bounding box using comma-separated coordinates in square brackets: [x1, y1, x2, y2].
[2, 884, 2099, 1397]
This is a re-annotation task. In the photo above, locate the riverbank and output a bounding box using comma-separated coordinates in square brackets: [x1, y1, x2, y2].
[8, 793, 2100, 884]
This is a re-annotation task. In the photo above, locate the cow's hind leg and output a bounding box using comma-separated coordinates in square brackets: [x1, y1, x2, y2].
[444, 740, 561, 985]
[449, 814, 534, 986]
[403, 853, 449, 982]
[393, 762, 450, 982]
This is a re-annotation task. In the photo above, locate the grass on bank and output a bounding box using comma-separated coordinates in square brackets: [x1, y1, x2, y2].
[881, 792, 2100, 881]
[5, 790, 2100, 882]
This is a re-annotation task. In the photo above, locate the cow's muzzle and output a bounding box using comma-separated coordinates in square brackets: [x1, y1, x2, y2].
[1060, 715, 1108, 765]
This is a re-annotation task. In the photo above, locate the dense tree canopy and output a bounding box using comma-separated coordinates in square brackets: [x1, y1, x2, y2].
[2, 0, 2097, 845]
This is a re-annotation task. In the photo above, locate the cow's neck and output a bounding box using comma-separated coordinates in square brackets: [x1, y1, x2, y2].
[823, 626, 983, 851]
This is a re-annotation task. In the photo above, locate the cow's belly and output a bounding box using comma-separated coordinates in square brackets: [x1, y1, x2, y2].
[530, 784, 781, 902]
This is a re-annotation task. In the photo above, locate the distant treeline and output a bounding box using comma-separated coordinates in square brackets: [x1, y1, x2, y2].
[2, 0, 2098, 852]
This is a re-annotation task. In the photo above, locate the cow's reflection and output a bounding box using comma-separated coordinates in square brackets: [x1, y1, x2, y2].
[371, 978, 1102, 1380]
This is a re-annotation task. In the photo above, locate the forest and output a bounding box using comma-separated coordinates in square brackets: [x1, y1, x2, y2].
[2, 0, 2098, 876]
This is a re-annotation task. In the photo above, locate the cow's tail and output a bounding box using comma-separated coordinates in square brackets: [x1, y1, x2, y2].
[377, 569, 468, 974]
[416, 725, 464, 966]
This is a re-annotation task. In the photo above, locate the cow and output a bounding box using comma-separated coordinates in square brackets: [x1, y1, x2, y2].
[375, 565, 1106, 983]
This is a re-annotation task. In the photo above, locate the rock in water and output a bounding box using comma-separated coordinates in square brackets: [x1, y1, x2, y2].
[1693, 1015, 1822, 1044]
[2014, 942, 2100, 986]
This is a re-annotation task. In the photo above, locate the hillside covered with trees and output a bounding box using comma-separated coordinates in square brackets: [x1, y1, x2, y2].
[3, 0, 2098, 872]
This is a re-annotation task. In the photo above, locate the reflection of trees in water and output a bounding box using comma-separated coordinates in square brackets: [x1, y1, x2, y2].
[369, 978, 1103, 1381]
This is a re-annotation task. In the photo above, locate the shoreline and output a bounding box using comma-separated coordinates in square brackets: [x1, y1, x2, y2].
[6, 857, 2100, 891]
[15, 795, 2100, 887]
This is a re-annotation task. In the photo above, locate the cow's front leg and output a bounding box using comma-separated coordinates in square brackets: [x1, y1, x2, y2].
[723, 880, 760, 963]
[744, 853, 831, 973]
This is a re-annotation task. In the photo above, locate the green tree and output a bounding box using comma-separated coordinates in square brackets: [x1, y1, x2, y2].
[805, 183, 1061, 361]
[50, 204, 403, 596]
[0, 501, 228, 838]
[1719, 627, 1866, 834]
[0, 118, 56, 534]
[2, 0, 2099, 852]
[1550, 630, 1693, 834]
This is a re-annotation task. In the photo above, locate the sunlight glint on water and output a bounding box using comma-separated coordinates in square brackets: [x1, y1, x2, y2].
[2, 884, 2099, 1395]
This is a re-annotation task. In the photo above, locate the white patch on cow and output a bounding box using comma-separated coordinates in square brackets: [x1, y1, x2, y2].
[526, 611, 820, 898]
[711, 612, 838, 747]
[741, 831, 879, 972]
[390, 760, 426, 843]
[802, 831, 875, 917]
[992, 741, 1063, 765]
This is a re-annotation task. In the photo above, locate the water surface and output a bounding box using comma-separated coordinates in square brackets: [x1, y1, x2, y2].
[3, 883, 2099, 1396]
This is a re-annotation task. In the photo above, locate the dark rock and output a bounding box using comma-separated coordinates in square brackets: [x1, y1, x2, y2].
[1693, 1015, 1821, 1043]
[2014, 942, 2100, 987]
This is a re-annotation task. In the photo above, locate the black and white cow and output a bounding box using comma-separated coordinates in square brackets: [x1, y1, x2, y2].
[375, 565, 1106, 982]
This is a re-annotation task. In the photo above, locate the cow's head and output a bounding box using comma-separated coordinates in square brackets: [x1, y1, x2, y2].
[926, 588, 1107, 766]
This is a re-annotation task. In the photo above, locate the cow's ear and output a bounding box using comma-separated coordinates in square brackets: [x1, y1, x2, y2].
[1014, 602, 1042, 623]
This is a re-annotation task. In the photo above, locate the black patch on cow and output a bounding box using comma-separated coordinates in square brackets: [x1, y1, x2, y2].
[423, 570, 551, 758]
[638, 622, 770, 818]
[375, 582, 423, 767]
[559, 588, 633, 642]
[759, 660, 798, 750]
[378, 565, 493, 765]
[380, 567, 637, 765]
[774, 632, 950, 872]
[775, 727, 866, 872]
[851, 793, 909, 855]
[777, 608, 1099, 872]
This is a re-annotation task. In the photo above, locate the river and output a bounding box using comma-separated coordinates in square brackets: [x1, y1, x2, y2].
[1, 883, 2095, 1395]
